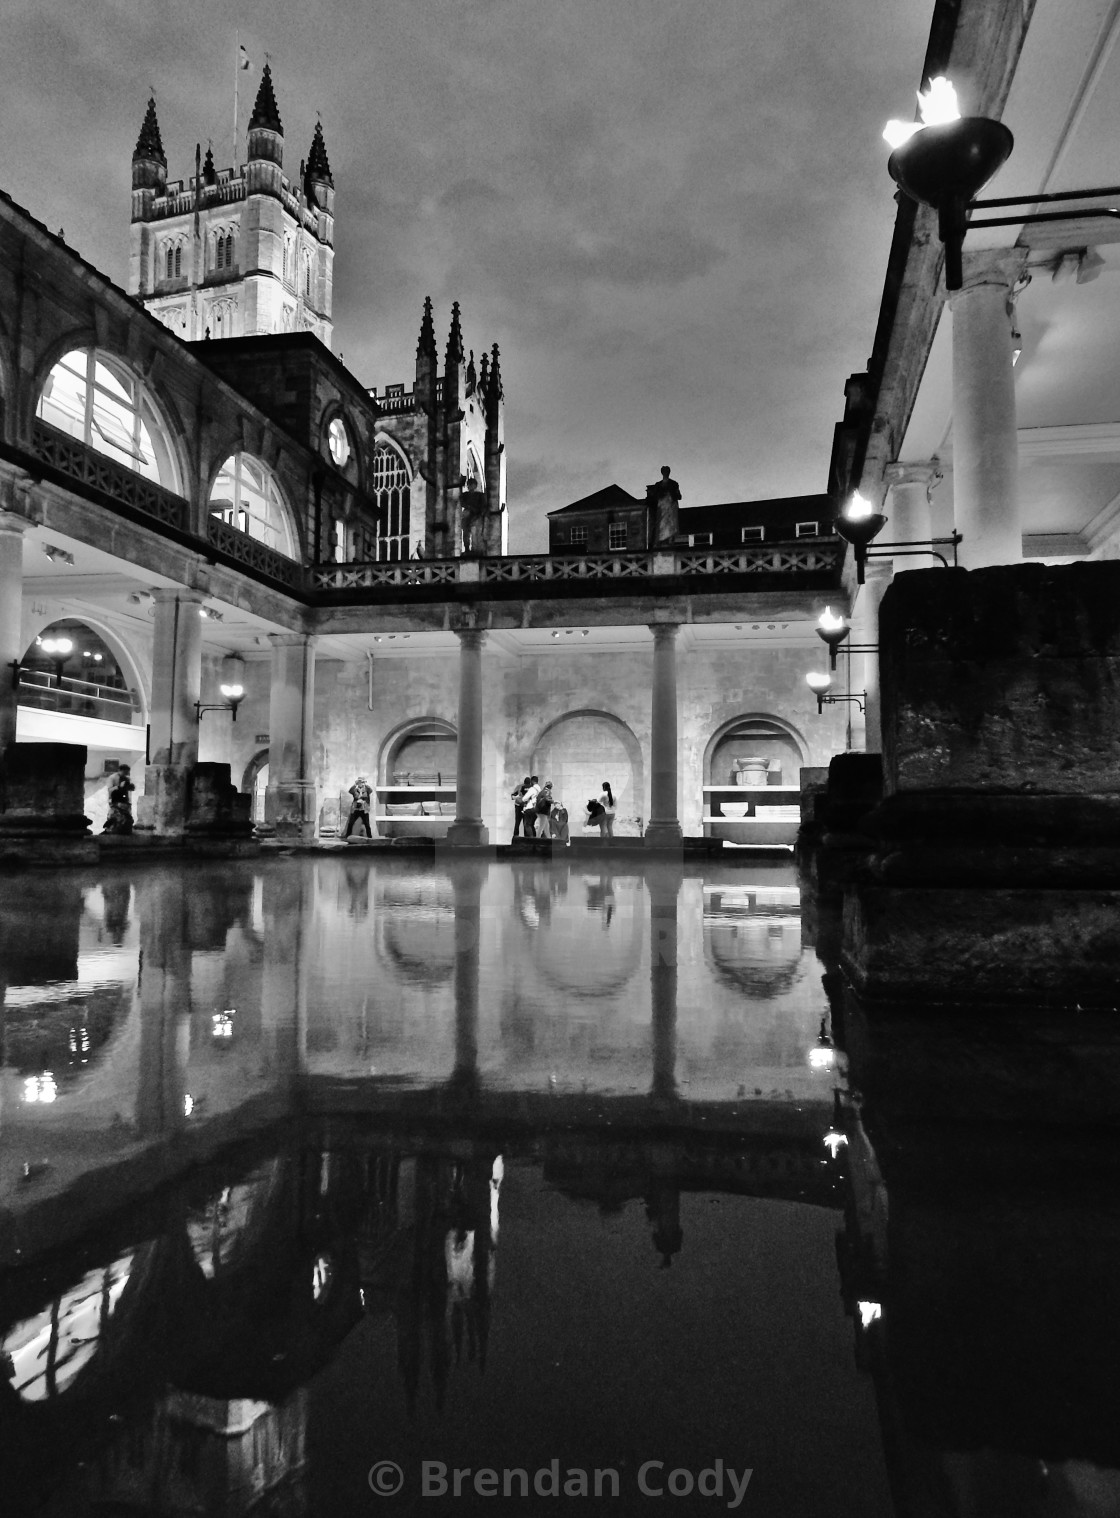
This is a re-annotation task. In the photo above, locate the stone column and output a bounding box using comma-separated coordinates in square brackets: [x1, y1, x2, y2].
[851, 561, 892, 754]
[447, 628, 489, 846]
[0, 511, 25, 764]
[884, 460, 942, 571]
[266, 633, 318, 840]
[950, 253, 1025, 569]
[644, 623, 683, 848]
[138, 588, 204, 833]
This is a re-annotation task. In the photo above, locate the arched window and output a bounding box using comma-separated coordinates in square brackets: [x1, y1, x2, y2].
[371, 443, 412, 561]
[209, 452, 296, 557]
[304, 254, 313, 300]
[165, 244, 174, 280]
[283, 238, 292, 284]
[174, 244, 182, 277]
[36, 348, 181, 489]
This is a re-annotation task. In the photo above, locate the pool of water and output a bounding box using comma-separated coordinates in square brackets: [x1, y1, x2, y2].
[0, 857, 909, 1511]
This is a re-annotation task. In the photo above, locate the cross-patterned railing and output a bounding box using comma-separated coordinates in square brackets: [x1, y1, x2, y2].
[29, 420, 189, 531]
[206, 514, 303, 589]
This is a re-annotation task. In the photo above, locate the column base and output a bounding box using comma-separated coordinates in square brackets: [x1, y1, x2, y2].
[643, 820, 683, 849]
[266, 781, 318, 842]
[135, 763, 192, 836]
[445, 819, 489, 847]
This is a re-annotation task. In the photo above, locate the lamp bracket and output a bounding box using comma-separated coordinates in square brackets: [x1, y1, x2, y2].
[195, 701, 240, 722]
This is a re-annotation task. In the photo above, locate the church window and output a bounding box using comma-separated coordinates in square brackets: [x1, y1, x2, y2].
[36, 347, 181, 490]
[209, 453, 296, 558]
[304, 254, 313, 300]
[608, 522, 628, 551]
[370, 443, 411, 561]
[165, 244, 174, 280]
[174, 244, 182, 278]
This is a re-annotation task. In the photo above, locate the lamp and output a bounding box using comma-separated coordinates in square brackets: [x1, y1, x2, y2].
[834, 493, 887, 585]
[885, 76, 1120, 291]
[816, 606, 850, 669]
[196, 654, 246, 721]
[805, 670, 866, 716]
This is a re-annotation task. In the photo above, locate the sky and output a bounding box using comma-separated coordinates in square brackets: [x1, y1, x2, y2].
[0, 0, 934, 551]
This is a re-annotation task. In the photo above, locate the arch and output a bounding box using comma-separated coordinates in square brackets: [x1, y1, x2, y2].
[703, 712, 809, 790]
[378, 716, 457, 785]
[34, 345, 185, 493]
[208, 451, 297, 558]
[368, 436, 413, 562]
[241, 749, 269, 824]
[531, 709, 644, 834]
[20, 615, 148, 727]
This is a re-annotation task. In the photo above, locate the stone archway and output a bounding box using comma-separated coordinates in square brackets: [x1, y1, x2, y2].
[704, 713, 808, 790]
[532, 710, 645, 834]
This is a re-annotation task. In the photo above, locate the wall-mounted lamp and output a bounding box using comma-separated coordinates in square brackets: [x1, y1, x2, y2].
[805, 671, 866, 716]
[816, 607, 879, 670]
[834, 494, 887, 585]
[885, 76, 1120, 291]
[195, 654, 246, 721]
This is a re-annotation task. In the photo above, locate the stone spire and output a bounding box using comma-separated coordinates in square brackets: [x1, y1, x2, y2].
[306, 119, 333, 185]
[446, 301, 464, 367]
[479, 351, 489, 393]
[202, 144, 217, 186]
[133, 97, 166, 166]
[248, 63, 282, 134]
[417, 295, 436, 356]
[487, 343, 504, 402]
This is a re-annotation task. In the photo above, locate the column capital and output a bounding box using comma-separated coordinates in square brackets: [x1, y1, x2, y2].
[950, 247, 1029, 305]
[267, 631, 318, 650]
[0, 510, 28, 536]
[648, 622, 680, 645]
[455, 627, 487, 651]
[152, 586, 207, 607]
[884, 460, 943, 497]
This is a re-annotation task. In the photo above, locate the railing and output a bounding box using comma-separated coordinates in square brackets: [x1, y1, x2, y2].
[29, 420, 190, 531]
[18, 670, 138, 725]
[311, 539, 842, 593]
[373, 390, 417, 415]
[206, 514, 303, 590]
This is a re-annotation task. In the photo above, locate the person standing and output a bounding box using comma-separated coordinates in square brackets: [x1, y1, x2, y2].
[598, 781, 616, 839]
[343, 775, 373, 838]
[102, 764, 135, 834]
[511, 775, 531, 842]
[535, 780, 555, 838]
[521, 776, 541, 838]
[549, 792, 570, 846]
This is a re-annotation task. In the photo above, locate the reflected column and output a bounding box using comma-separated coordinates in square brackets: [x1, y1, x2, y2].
[135, 874, 192, 1136]
[449, 859, 487, 1093]
[645, 623, 683, 848]
[266, 633, 318, 840]
[0, 509, 26, 764]
[448, 628, 488, 846]
[139, 588, 204, 834]
[648, 862, 682, 1101]
[261, 868, 307, 1087]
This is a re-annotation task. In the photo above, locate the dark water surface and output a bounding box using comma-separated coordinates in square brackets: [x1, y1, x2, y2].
[2, 855, 1116, 1515]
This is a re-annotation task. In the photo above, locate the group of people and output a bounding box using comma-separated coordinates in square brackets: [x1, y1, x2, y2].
[511, 777, 616, 844]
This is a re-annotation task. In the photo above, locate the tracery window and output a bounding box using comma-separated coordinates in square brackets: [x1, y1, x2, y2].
[209, 453, 296, 557]
[174, 244, 182, 277]
[165, 244, 174, 280]
[36, 348, 181, 489]
[371, 443, 411, 561]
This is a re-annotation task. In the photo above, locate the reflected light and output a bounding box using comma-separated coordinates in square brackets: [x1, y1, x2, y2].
[823, 1129, 848, 1157]
[858, 1300, 883, 1329]
[311, 1252, 334, 1301]
[211, 1009, 235, 1040]
[23, 1072, 58, 1103]
[809, 1046, 836, 1071]
[183, 1093, 195, 1117]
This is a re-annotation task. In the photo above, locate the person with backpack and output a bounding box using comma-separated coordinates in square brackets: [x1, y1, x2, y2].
[521, 776, 541, 837]
[598, 781, 616, 839]
[510, 774, 531, 842]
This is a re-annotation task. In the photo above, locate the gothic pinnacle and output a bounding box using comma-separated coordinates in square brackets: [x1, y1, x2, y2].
[418, 295, 436, 355]
[248, 63, 283, 134]
[307, 119, 333, 184]
[446, 301, 464, 365]
[133, 96, 166, 165]
[488, 343, 503, 400]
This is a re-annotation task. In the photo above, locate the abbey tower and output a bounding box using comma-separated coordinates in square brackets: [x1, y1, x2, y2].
[128, 66, 334, 345]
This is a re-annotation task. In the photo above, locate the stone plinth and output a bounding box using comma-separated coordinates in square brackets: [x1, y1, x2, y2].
[186, 763, 253, 837]
[0, 742, 96, 863]
[266, 779, 318, 841]
[135, 763, 191, 835]
[881, 563, 1120, 799]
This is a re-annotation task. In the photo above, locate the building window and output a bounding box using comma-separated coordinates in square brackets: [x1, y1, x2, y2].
[327, 417, 351, 468]
[371, 443, 411, 561]
[795, 521, 819, 538]
[209, 453, 296, 557]
[304, 257, 313, 300]
[569, 525, 588, 546]
[165, 245, 174, 280]
[608, 523, 628, 551]
[741, 526, 765, 542]
[36, 347, 181, 490]
[174, 244, 182, 277]
[689, 532, 713, 547]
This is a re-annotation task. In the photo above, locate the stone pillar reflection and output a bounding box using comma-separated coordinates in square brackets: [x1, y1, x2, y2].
[0, 511, 26, 764]
[950, 253, 1025, 569]
[447, 628, 488, 846]
[449, 860, 487, 1092]
[135, 874, 191, 1136]
[648, 863, 681, 1101]
[138, 589, 204, 833]
[266, 633, 318, 840]
[260, 868, 307, 1084]
[644, 623, 683, 847]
